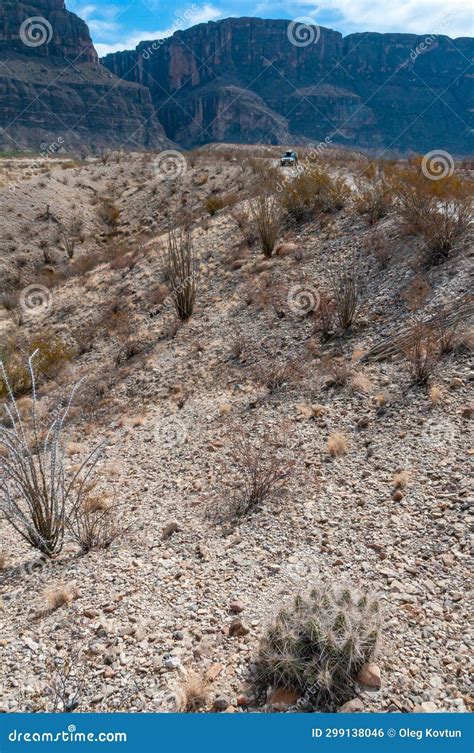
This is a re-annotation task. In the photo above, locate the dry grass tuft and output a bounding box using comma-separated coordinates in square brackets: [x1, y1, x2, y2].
[45, 585, 76, 612]
[327, 432, 348, 457]
[392, 471, 410, 489]
[428, 384, 444, 404]
[181, 671, 210, 712]
[350, 373, 373, 394]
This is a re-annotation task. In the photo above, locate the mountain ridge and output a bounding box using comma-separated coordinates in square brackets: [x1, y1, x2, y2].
[101, 17, 473, 154]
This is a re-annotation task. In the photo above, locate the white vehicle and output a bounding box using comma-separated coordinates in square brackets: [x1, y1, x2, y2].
[280, 150, 298, 167]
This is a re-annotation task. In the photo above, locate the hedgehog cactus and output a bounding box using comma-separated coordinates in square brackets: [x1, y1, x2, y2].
[254, 584, 382, 710]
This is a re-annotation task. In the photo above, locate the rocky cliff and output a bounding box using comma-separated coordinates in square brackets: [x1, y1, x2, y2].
[0, 0, 170, 152]
[102, 17, 474, 154]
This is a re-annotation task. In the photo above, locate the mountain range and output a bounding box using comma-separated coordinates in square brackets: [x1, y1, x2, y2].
[1, 1, 473, 154]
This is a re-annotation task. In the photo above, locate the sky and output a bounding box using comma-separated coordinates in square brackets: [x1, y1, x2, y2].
[67, 0, 474, 57]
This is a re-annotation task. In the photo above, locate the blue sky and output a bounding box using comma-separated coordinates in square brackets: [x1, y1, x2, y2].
[67, 0, 474, 57]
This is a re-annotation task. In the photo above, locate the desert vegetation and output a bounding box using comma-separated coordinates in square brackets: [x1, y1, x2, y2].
[0, 145, 471, 715]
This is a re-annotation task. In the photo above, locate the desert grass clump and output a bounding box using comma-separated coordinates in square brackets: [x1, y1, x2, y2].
[392, 470, 410, 489]
[0, 352, 103, 556]
[350, 373, 373, 394]
[428, 384, 443, 404]
[254, 584, 382, 710]
[44, 585, 76, 612]
[327, 432, 348, 457]
[179, 671, 210, 712]
[166, 229, 196, 321]
[250, 194, 282, 258]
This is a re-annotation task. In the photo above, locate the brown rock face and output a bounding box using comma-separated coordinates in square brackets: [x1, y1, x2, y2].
[102, 17, 474, 153]
[1, 0, 96, 62]
[0, 0, 170, 151]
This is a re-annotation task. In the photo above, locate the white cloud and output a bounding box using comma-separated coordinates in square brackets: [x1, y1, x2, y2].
[283, 0, 474, 37]
[93, 3, 224, 57]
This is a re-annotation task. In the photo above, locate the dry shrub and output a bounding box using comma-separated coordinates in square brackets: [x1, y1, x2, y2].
[254, 584, 382, 710]
[254, 359, 302, 393]
[404, 319, 439, 386]
[280, 167, 350, 225]
[354, 179, 393, 224]
[250, 194, 282, 257]
[327, 432, 348, 457]
[222, 426, 294, 519]
[313, 291, 337, 341]
[363, 232, 391, 270]
[67, 490, 129, 554]
[231, 208, 258, 247]
[204, 192, 238, 215]
[322, 357, 351, 389]
[392, 168, 472, 265]
[97, 198, 120, 228]
[435, 309, 461, 355]
[167, 229, 196, 320]
[0, 333, 73, 400]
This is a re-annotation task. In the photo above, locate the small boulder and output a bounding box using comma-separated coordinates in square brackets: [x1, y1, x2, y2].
[338, 698, 364, 712]
[414, 701, 438, 713]
[229, 599, 245, 614]
[228, 618, 250, 637]
[213, 695, 230, 711]
[357, 662, 381, 689]
[161, 522, 179, 539]
[270, 687, 300, 710]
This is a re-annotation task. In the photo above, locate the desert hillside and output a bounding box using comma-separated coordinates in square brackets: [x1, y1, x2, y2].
[0, 145, 472, 714]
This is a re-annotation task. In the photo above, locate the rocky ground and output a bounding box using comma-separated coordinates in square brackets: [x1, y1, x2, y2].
[0, 146, 472, 714]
